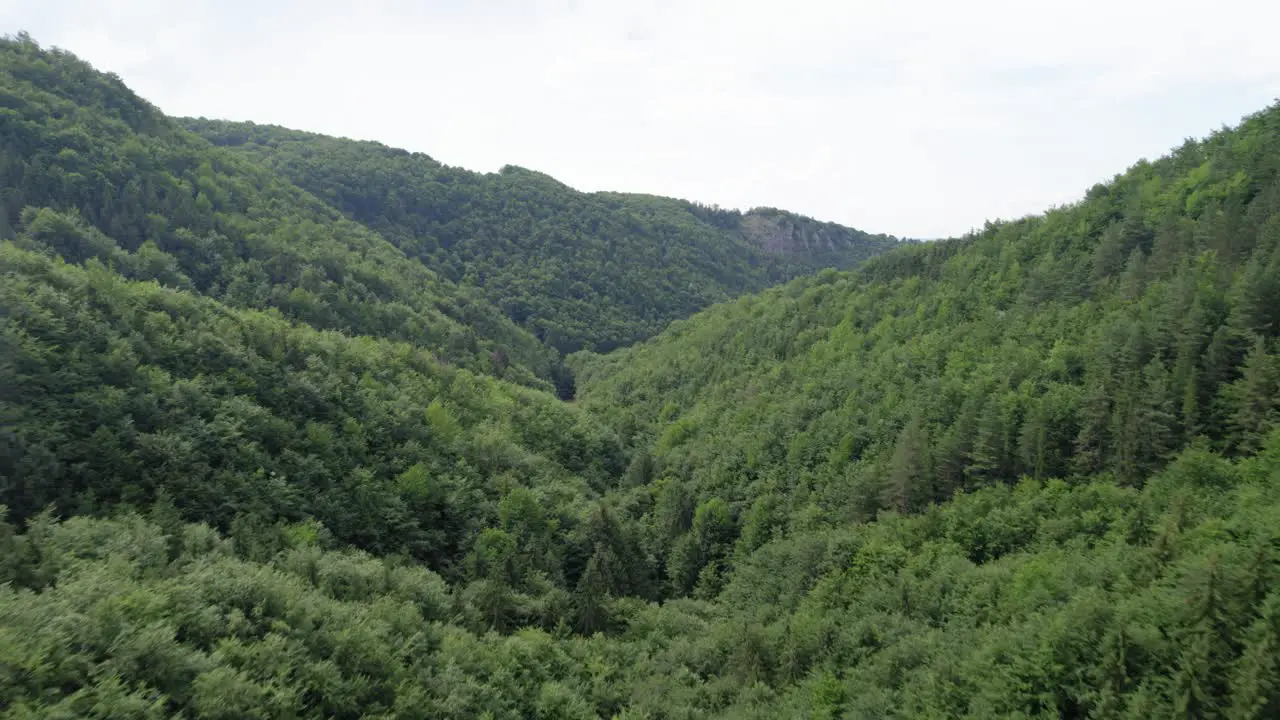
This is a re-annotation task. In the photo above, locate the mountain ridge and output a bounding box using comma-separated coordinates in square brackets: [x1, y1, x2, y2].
[185, 117, 903, 353]
[0, 33, 559, 387]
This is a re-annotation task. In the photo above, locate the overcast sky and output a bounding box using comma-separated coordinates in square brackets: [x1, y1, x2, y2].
[5, 0, 1280, 239]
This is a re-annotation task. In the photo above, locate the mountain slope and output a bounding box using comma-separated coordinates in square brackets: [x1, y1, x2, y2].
[573, 101, 1280, 586]
[0, 240, 625, 576]
[185, 118, 903, 353]
[0, 35, 556, 386]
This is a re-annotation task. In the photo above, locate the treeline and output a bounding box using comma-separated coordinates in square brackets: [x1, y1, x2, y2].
[186, 119, 900, 353]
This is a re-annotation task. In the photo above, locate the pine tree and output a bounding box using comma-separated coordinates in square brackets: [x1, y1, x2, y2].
[1094, 224, 1128, 281]
[1119, 247, 1149, 301]
[967, 398, 1006, 483]
[1225, 337, 1279, 454]
[1228, 245, 1280, 338]
[1093, 620, 1133, 719]
[1150, 214, 1194, 276]
[1176, 630, 1223, 720]
[1171, 291, 1212, 437]
[1229, 594, 1280, 720]
[1018, 402, 1050, 479]
[1075, 373, 1112, 476]
[1175, 558, 1239, 719]
[1138, 357, 1179, 474]
[1109, 369, 1143, 484]
[1202, 325, 1246, 442]
[884, 413, 932, 512]
[580, 503, 631, 597]
[1181, 366, 1204, 441]
[575, 547, 613, 634]
[148, 487, 185, 562]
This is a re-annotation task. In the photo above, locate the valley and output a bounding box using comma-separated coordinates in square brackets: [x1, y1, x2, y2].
[2, 33, 1280, 719]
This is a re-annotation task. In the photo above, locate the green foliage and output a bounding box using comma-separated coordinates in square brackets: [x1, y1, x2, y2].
[0, 35, 556, 386]
[0, 242, 622, 578]
[186, 119, 902, 354]
[3, 438, 1280, 717]
[575, 99, 1280, 539]
[8, 30, 1280, 720]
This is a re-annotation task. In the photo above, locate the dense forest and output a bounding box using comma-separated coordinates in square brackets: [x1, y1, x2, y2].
[186, 118, 902, 354]
[0, 36, 567, 389]
[571, 101, 1280, 540]
[4, 32, 1280, 719]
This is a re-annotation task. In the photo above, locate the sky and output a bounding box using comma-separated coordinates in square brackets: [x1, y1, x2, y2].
[4, 0, 1280, 239]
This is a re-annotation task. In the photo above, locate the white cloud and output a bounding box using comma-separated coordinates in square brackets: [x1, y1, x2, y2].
[4, 0, 1279, 238]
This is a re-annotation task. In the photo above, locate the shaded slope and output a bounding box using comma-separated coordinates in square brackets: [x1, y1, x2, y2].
[0, 240, 623, 576]
[185, 118, 902, 353]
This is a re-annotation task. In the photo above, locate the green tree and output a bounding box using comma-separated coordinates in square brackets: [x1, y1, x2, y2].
[1224, 337, 1279, 453]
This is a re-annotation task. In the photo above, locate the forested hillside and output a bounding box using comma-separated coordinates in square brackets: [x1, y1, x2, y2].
[0, 242, 625, 570]
[574, 102, 1280, 542]
[0, 35, 556, 387]
[4, 32, 1280, 719]
[186, 118, 902, 353]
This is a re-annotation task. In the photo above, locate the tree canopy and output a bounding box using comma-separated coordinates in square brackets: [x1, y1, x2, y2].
[0, 34, 556, 387]
[4, 32, 1280, 719]
[186, 118, 902, 354]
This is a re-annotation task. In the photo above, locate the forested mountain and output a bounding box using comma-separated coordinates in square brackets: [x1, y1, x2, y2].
[5, 32, 1280, 719]
[0, 242, 625, 570]
[0, 34, 556, 387]
[185, 118, 902, 353]
[573, 102, 1280, 537]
